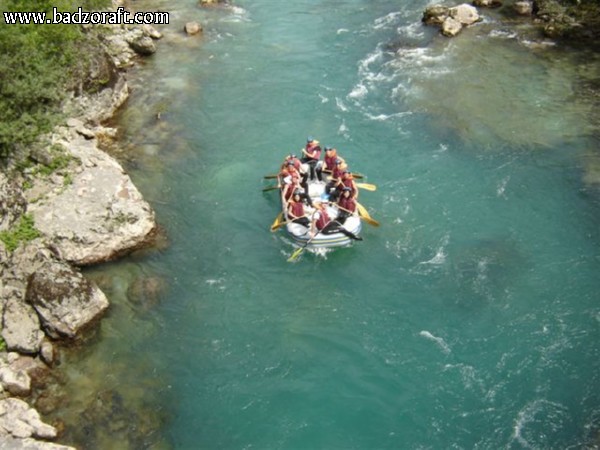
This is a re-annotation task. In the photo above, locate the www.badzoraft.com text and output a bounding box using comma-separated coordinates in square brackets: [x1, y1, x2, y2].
[3, 7, 169, 25]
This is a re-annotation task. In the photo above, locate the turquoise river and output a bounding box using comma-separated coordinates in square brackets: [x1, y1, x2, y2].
[51, 1, 600, 449]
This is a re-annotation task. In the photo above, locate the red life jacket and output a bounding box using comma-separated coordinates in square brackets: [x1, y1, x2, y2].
[305, 143, 322, 160]
[315, 208, 330, 230]
[341, 177, 356, 196]
[338, 195, 356, 213]
[324, 153, 338, 171]
[288, 200, 304, 218]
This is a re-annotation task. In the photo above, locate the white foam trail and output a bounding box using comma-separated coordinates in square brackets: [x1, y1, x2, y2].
[335, 97, 348, 112]
[497, 176, 510, 197]
[348, 83, 368, 100]
[336, 28, 349, 35]
[419, 330, 451, 354]
[318, 93, 329, 104]
[373, 11, 403, 30]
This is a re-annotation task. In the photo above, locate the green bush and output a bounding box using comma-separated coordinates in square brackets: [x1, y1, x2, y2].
[0, 213, 42, 252]
[0, 0, 111, 158]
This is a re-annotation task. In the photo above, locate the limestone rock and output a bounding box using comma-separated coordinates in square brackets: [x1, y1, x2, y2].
[514, 1, 533, 15]
[472, 0, 502, 7]
[142, 24, 162, 39]
[0, 366, 31, 397]
[0, 436, 75, 449]
[449, 4, 481, 25]
[442, 17, 464, 36]
[27, 134, 156, 266]
[25, 260, 109, 339]
[422, 5, 449, 25]
[184, 22, 202, 35]
[0, 174, 27, 232]
[1, 296, 44, 354]
[128, 36, 157, 56]
[0, 398, 57, 440]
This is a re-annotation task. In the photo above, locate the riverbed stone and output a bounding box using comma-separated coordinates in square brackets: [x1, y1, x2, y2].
[184, 22, 202, 35]
[25, 260, 109, 339]
[1, 296, 44, 355]
[422, 5, 449, 25]
[0, 365, 31, 397]
[442, 17, 464, 36]
[450, 4, 481, 25]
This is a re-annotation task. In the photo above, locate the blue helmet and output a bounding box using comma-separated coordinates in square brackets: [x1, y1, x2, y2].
[307, 136, 314, 143]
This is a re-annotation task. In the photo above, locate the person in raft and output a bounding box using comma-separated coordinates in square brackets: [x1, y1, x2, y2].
[287, 189, 311, 228]
[301, 136, 322, 181]
[285, 153, 309, 194]
[317, 146, 345, 182]
[311, 201, 362, 241]
[326, 159, 347, 201]
[336, 186, 357, 225]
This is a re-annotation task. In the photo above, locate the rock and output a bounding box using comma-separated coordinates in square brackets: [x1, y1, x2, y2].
[128, 36, 157, 56]
[422, 5, 449, 25]
[0, 366, 31, 397]
[442, 17, 464, 36]
[184, 22, 202, 35]
[0, 436, 75, 449]
[27, 134, 156, 266]
[39, 340, 55, 367]
[127, 275, 166, 310]
[514, 1, 533, 15]
[473, 0, 502, 7]
[449, 4, 481, 26]
[1, 296, 44, 354]
[25, 260, 109, 339]
[0, 398, 57, 440]
[142, 24, 162, 39]
[0, 174, 27, 232]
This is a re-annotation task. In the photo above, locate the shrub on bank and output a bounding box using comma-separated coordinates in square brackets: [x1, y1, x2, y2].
[0, 0, 112, 158]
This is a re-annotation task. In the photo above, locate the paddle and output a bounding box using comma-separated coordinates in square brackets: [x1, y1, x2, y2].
[356, 202, 380, 227]
[355, 182, 376, 191]
[262, 185, 280, 192]
[287, 222, 325, 262]
[322, 169, 364, 180]
[270, 212, 284, 232]
[264, 174, 279, 180]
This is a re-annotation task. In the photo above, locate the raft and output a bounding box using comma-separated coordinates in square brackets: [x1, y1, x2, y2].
[282, 178, 362, 249]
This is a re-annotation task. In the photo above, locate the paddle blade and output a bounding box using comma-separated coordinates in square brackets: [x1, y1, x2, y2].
[270, 213, 284, 232]
[356, 182, 376, 192]
[262, 185, 279, 192]
[356, 202, 380, 227]
[287, 246, 305, 262]
[263, 174, 278, 179]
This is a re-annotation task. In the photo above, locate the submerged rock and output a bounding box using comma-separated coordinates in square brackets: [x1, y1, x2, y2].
[184, 21, 202, 35]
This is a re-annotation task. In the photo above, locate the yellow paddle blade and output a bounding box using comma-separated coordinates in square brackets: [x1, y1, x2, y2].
[270, 213, 284, 232]
[356, 202, 380, 227]
[287, 246, 305, 262]
[356, 182, 376, 192]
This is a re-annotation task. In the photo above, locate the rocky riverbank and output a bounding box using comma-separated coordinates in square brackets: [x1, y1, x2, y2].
[0, 1, 170, 447]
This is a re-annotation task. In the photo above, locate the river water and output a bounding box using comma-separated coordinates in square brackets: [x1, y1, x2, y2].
[52, 1, 600, 449]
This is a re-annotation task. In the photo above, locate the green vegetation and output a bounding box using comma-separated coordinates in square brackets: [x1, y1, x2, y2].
[0, 0, 111, 158]
[0, 213, 42, 252]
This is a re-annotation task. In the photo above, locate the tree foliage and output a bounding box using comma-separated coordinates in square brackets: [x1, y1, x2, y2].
[0, 0, 111, 157]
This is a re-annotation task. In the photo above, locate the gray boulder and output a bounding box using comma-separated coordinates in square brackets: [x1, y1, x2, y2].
[422, 5, 449, 25]
[27, 133, 156, 266]
[442, 17, 464, 36]
[184, 22, 202, 35]
[0, 398, 57, 440]
[1, 295, 44, 354]
[450, 4, 481, 25]
[128, 36, 157, 56]
[25, 260, 109, 339]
